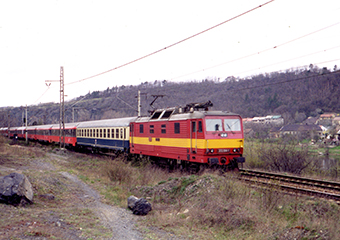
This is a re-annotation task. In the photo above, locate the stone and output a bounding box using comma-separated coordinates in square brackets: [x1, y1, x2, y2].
[127, 195, 139, 210]
[132, 198, 152, 216]
[127, 195, 152, 215]
[0, 172, 33, 206]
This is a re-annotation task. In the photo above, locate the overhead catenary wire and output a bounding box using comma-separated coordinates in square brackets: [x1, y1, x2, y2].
[66, 0, 275, 86]
[33, 85, 51, 105]
[231, 69, 340, 92]
[170, 21, 340, 80]
[234, 45, 340, 76]
[35, 20, 339, 106]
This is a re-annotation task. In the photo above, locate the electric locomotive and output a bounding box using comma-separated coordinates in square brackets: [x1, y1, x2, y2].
[130, 102, 245, 170]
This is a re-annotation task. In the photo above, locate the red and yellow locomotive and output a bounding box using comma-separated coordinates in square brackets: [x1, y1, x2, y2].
[130, 102, 245, 170]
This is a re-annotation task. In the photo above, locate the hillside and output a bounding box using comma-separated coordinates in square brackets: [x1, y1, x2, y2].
[1, 65, 340, 127]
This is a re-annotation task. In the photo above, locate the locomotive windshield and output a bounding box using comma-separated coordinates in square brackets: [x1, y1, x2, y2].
[205, 119, 222, 131]
[205, 118, 241, 132]
[224, 119, 241, 131]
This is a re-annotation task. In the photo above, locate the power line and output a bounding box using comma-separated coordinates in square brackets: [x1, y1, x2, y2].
[66, 0, 275, 85]
[33, 85, 51, 104]
[170, 21, 340, 80]
[232, 69, 340, 92]
[234, 45, 340, 76]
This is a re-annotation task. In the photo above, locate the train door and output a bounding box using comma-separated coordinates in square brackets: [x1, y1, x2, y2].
[190, 120, 198, 154]
[130, 123, 134, 148]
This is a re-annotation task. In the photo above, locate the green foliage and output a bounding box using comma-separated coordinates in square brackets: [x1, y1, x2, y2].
[169, 175, 197, 196]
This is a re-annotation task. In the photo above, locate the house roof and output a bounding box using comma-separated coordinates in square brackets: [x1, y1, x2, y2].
[320, 113, 336, 118]
[302, 117, 318, 125]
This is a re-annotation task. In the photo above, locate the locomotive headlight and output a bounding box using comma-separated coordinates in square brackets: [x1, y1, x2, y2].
[220, 133, 228, 137]
[206, 149, 214, 153]
[233, 148, 241, 153]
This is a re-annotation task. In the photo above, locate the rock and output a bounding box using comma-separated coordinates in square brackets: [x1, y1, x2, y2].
[132, 198, 152, 216]
[0, 172, 33, 206]
[127, 195, 139, 210]
[127, 195, 152, 215]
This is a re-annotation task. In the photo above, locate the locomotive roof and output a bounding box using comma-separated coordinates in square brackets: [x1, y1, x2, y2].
[135, 110, 240, 123]
[77, 117, 137, 128]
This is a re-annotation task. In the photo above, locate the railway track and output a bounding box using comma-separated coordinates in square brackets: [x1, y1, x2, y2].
[239, 169, 340, 201]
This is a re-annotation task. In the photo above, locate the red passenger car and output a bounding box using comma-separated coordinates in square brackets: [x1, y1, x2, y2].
[24, 123, 78, 146]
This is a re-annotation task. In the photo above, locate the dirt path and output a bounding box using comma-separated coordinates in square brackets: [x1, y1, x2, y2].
[0, 145, 185, 240]
[60, 171, 143, 240]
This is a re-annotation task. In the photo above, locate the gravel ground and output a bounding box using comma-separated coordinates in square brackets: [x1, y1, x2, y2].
[0, 146, 187, 240]
[60, 171, 144, 240]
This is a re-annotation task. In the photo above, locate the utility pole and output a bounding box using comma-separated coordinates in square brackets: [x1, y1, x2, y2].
[7, 110, 10, 139]
[45, 66, 65, 149]
[60, 66, 65, 149]
[138, 90, 141, 117]
[71, 107, 82, 123]
[135, 90, 147, 117]
[25, 105, 28, 144]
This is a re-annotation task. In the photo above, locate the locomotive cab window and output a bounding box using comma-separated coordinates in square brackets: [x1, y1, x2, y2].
[224, 119, 241, 131]
[206, 119, 222, 131]
[139, 124, 144, 134]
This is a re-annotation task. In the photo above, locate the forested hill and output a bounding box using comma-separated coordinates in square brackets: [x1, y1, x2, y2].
[1, 65, 340, 127]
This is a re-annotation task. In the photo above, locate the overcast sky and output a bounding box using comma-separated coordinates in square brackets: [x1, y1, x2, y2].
[1, 0, 340, 108]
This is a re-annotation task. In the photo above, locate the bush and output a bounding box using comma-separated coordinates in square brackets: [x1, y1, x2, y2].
[258, 142, 312, 174]
[104, 158, 135, 185]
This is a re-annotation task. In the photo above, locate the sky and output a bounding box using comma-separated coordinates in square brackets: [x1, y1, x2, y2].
[1, 0, 340, 108]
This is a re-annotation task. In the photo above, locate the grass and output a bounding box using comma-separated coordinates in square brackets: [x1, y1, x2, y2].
[0, 137, 112, 239]
[1, 136, 340, 239]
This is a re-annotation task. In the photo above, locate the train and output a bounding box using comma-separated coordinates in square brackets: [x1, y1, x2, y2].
[0, 102, 245, 170]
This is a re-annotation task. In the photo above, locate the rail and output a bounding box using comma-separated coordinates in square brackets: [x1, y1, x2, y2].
[239, 168, 340, 201]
